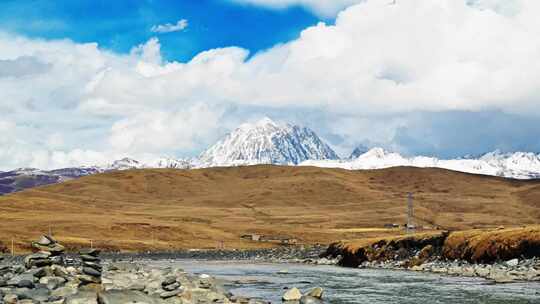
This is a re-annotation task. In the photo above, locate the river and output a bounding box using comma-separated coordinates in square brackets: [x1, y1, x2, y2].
[146, 260, 540, 303]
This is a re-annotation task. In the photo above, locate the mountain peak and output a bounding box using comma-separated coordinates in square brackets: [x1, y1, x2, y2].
[199, 119, 338, 167]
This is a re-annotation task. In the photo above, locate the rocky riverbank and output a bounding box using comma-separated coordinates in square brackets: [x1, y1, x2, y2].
[99, 245, 334, 265]
[322, 226, 540, 283]
[0, 236, 329, 303]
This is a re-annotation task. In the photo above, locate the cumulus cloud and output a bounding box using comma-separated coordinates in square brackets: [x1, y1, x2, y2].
[150, 19, 188, 33]
[1, 0, 540, 169]
[230, 0, 364, 17]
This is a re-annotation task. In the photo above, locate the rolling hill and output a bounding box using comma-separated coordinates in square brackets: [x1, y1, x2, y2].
[1, 165, 539, 253]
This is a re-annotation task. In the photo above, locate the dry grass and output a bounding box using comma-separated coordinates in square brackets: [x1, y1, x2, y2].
[443, 225, 540, 262]
[0, 165, 539, 253]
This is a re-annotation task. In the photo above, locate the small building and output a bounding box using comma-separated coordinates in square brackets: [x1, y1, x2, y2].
[241, 234, 262, 241]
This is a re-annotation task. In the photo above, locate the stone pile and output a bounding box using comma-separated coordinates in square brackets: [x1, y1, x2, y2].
[1, 235, 82, 304]
[282, 287, 324, 304]
[24, 235, 65, 269]
[78, 248, 102, 285]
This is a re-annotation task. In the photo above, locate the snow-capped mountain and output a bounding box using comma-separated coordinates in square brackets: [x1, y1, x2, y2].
[106, 157, 145, 170]
[349, 145, 369, 159]
[300, 148, 540, 179]
[198, 117, 339, 167]
[153, 157, 194, 169]
[3, 118, 540, 195]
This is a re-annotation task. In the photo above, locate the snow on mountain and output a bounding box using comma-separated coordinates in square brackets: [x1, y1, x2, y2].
[153, 157, 194, 169]
[300, 148, 540, 179]
[349, 145, 369, 159]
[106, 157, 145, 170]
[3, 119, 540, 196]
[198, 117, 339, 167]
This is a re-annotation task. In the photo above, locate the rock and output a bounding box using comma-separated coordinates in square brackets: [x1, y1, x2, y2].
[7, 273, 34, 287]
[282, 287, 302, 301]
[300, 296, 323, 304]
[160, 289, 183, 299]
[51, 286, 78, 298]
[3, 294, 18, 304]
[0, 265, 12, 275]
[82, 267, 101, 277]
[37, 235, 53, 246]
[32, 266, 54, 278]
[66, 290, 98, 304]
[506, 259, 519, 267]
[198, 278, 213, 289]
[306, 287, 323, 299]
[163, 282, 181, 291]
[83, 261, 102, 271]
[24, 252, 51, 267]
[98, 290, 159, 304]
[78, 274, 101, 285]
[79, 248, 100, 257]
[39, 276, 66, 290]
[18, 287, 50, 302]
[162, 276, 177, 287]
[52, 265, 70, 279]
[16, 279, 35, 289]
[80, 255, 99, 262]
[32, 242, 65, 255]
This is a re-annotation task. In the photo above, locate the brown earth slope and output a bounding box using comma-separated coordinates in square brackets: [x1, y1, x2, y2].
[0, 165, 539, 252]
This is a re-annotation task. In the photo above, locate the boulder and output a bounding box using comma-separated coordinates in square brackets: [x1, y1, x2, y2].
[306, 287, 323, 299]
[282, 287, 302, 301]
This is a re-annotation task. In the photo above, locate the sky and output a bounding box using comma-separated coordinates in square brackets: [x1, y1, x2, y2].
[1, 0, 540, 170]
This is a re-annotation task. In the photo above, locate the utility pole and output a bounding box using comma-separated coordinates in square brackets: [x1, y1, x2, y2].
[11, 238, 14, 256]
[407, 192, 414, 234]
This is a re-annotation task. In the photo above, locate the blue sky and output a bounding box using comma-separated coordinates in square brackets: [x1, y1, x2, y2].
[0, 0, 321, 62]
[0, 0, 539, 169]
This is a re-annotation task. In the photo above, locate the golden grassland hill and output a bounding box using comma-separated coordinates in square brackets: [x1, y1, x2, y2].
[0, 165, 539, 252]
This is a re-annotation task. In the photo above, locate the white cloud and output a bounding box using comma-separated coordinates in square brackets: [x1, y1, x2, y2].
[1, 0, 540, 169]
[230, 0, 364, 17]
[150, 19, 188, 33]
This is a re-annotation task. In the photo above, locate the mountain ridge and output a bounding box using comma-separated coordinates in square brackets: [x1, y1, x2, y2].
[2, 118, 540, 195]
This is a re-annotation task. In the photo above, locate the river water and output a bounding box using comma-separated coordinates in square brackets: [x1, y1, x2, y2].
[149, 260, 540, 303]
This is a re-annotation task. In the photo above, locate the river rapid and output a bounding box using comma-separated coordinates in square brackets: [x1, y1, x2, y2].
[146, 260, 540, 304]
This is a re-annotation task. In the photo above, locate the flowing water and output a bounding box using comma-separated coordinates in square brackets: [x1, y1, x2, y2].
[149, 260, 540, 303]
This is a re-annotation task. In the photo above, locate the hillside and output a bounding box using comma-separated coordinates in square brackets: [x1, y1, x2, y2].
[0, 165, 539, 252]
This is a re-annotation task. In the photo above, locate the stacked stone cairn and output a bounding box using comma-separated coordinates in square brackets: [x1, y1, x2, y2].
[78, 248, 102, 285]
[1, 235, 84, 304]
[25, 235, 65, 269]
